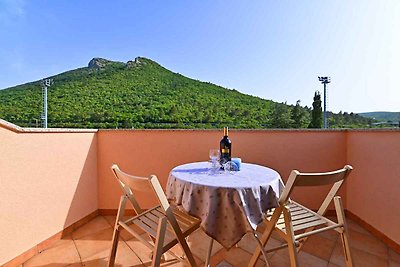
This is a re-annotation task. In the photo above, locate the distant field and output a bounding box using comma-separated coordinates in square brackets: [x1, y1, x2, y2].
[358, 112, 400, 122]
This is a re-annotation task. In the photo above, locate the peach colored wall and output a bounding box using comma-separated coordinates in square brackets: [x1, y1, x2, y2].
[346, 131, 400, 244]
[3, 124, 399, 264]
[0, 125, 98, 265]
[97, 129, 347, 210]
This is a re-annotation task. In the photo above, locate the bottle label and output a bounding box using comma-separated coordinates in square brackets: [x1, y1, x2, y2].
[221, 148, 230, 153]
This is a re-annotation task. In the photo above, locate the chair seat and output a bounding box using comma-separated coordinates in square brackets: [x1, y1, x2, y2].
[109, 165, 200, 267]
[130, 205, 201, 251]
[266, 201, 335, 235]
[249, 165, 354, 267]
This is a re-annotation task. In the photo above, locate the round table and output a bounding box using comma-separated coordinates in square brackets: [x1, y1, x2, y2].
[166, 161, 283, 249]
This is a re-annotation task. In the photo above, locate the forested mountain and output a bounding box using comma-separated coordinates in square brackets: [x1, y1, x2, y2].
[0, 57, 372, 129]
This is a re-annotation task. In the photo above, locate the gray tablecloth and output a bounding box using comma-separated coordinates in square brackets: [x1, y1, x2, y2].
[166, 161, 283, 248]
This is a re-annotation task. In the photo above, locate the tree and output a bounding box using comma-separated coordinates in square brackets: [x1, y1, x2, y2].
[291, 100, 305, 128]
[270, 103, 293, 128]
[308, 91, 322, 128]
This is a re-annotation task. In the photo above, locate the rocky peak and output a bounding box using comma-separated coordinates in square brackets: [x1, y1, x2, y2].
[88, 58, 111, 69]
[126, 57, 147, 68]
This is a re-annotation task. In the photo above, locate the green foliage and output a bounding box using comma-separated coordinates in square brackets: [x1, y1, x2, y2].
[0, 57, 275, 129]
[0, 57, 374, 129]
[291, 100, 309, 128]
[309, 91, 323, 128]
[270, 103, 293, 128]
[328, 111, 374, 128]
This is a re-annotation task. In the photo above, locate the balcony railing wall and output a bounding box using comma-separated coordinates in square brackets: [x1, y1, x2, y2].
[0, 122, 98, 265]
[97, 129, 347, 211]
[1, 119, 399, 265]
[347, 131, 400, 245]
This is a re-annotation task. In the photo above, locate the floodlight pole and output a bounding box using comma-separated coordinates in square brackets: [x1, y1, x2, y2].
[318, 76, 331, 129]
[41, 79, 53, 128]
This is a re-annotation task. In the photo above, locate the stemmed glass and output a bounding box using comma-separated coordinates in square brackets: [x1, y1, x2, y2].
[209, 149, 220, 170]
[222, 161, 237, 175]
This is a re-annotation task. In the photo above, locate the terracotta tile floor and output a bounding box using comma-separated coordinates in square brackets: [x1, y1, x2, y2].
[22, 215, 400, 267]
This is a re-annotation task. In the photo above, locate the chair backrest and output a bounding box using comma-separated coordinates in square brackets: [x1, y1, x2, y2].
[111, 164, 171, 214]
[279, 165, 353, 214]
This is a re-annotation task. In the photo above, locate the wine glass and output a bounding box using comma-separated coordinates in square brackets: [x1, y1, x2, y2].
[223, 161, 238, 174]
[209, 149, 220, 169]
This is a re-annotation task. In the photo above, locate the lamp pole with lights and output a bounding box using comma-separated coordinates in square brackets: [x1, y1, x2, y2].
[318, 76, 331, 129]
[41, 79, 53, 128]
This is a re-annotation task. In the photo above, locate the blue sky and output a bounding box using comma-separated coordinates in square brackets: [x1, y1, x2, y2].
[1, 0, 399, 113]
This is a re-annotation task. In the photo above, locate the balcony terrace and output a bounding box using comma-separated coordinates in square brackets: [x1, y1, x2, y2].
[1, 119, 399, 266]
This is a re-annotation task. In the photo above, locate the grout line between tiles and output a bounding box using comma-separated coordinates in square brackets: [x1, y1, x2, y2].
[71, 234, 84, 265]
[352, 245, 389, 261]
[327, 233, 341, 266]
[238, 246, 271, 265]
[104, 215, 147, 264]
[72, 216, 112, 241]
[123, 238, 147, 266]
[386, 242, 390, 262]
[103, 215, 116, 228]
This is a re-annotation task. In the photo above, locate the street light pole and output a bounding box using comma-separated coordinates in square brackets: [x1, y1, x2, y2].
[41, 79, 53, 128]
[318, 76, 331, 129]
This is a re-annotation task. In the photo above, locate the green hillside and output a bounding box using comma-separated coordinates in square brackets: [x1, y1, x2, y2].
[0, 57, 372, 129]
[359, 112, 400, 122]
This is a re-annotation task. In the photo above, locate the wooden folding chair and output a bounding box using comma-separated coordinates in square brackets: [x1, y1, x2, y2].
[108, 164, 201, 267]
[249, 165, 354, 267]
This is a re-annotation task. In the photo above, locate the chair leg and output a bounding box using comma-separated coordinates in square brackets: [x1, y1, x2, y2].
[251, 231, 271, 267]
[283, 208, 298, 267]
[152, 217, 168, 267]
[287, 239, 299, 267]
[165, 212, 198, 267]
[205, 238, 213, 267]
[108, 196, 127, 267]
[248, 225, 275, 267]
[248, 209, 281, 267]
[334, 196, 354, 267]
[177, 235, 198, 267]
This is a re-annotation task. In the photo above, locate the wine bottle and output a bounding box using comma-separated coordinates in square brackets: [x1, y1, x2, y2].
[220, 127, 232, 165]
